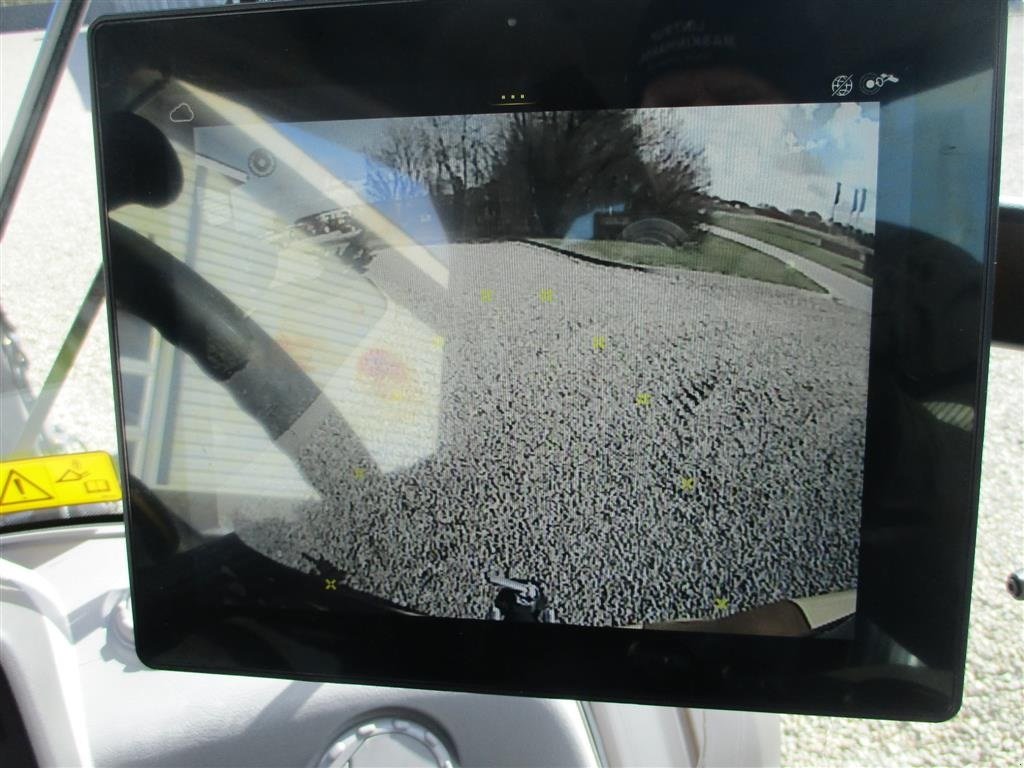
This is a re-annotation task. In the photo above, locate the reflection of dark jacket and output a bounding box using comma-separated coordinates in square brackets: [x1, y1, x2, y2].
[860, 223, 986, 669]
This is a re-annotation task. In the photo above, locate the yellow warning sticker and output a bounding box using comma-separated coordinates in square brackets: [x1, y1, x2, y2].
[0, 452, 122, 515]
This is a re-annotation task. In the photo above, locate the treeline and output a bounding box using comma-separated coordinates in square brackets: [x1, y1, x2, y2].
[364, 110, 710, 242]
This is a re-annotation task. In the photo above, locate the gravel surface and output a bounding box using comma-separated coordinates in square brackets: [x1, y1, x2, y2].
[780, 343, 1024, 766]
[1, 31, 118, 458]
[239, 241, 869, 626]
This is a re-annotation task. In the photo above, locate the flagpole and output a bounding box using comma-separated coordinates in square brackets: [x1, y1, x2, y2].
[830, 181, 842, 226]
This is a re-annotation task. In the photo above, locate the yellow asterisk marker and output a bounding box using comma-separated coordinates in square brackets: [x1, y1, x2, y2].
[480, 288, 494, 303]
[325, 579, 337, 591]
[432, 335, 445, 349]
[539, 288, 555, 303]
[678, 476, 696, 492]
[713, 597, 729, 611]
[592, 335, 607, 351]
[635, 392, 652, 406]
[353, 467, 366, 480]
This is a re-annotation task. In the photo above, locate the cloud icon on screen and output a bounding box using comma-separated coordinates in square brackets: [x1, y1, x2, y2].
[169, 103, 195, 123]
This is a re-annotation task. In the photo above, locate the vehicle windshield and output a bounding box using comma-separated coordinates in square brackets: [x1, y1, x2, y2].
[1, 0, 1021, 763]
[1, 0, 1019, 523]
[1, 0, 225, 526]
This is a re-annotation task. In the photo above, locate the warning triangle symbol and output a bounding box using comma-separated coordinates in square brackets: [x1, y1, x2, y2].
[57, 468, 86, 483]
[0, 470, 53, 505]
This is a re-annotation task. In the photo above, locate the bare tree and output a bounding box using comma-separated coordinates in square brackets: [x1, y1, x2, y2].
[491, 110, 651, 236]
[365, 110, 709, 241]
[363, 121, 433, 203]
[633, 111, 711, 238]
[365, 116, 500, 236]
[365, 118, 496, 198]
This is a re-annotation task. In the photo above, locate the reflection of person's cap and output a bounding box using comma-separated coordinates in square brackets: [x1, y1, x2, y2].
[631, 5, 744, 92]
[627, 0, 801, 108]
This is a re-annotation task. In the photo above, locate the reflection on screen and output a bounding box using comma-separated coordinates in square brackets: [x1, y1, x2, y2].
[114, 102, 879, 630]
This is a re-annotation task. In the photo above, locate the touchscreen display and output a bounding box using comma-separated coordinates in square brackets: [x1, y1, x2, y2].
[114, 101, 878, 630]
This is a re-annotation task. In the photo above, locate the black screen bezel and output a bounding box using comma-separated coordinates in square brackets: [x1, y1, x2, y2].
[89, 0, 1007, 720]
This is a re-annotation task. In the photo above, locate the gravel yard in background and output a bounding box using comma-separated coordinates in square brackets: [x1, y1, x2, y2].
[780, 343, 1024, 767]
[1, 30, 118, 458]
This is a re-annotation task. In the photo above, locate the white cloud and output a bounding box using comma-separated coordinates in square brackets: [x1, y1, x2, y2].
[642, 102, 880, 228]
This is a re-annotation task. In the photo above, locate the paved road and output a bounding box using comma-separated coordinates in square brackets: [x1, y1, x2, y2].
[709, 224, 873, 313]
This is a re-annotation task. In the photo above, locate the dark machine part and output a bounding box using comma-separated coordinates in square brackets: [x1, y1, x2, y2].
[487, 574, 557, 623]
[341, 237, 374, 273]
[992, 201, 1023, 346]
[1007, 568, 1024, 600]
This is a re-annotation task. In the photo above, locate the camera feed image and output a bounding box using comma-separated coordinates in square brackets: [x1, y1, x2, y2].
[114, 102, 878, 633]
